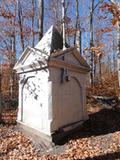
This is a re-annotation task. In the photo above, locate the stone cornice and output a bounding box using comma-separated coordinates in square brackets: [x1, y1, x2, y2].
[15, 58, 90, 74]
[14, 62, 48, 74]
[49, 59, 90, 74]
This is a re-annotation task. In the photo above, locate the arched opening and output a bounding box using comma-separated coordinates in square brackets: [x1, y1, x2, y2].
[54, 76, 83, 129]
[21, 76, 43, 130]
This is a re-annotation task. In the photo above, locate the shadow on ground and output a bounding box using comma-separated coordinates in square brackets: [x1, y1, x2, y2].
[79, 108, 120, 137]
[84, 151, 120, 160]
[56, 108, 120, 159]
[58, 108, 120, 144]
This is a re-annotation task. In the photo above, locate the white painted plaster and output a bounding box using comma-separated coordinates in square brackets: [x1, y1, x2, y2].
[15, 26, 89, 136]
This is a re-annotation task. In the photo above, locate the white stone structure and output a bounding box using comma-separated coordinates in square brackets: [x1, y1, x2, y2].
[14, 26, 90, 138]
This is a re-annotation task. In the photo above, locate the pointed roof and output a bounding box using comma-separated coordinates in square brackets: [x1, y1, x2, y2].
[35, 25, 63, 55]
[14, 25, 90, 74]
[14, 25, 63, 71]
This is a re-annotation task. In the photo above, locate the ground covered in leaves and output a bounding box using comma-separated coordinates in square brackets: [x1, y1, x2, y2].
[1, 104, 120, 159]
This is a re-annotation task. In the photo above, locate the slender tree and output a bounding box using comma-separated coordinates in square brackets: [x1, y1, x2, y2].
[108, 0, 120, 86]
[38, 0, 44, 40]
[18, 0, 25, 51]
[74, 0, 82, 54]
[32, 0, 35, 47]
[62, 0, 66, 50]
[90, 0, 95, 86]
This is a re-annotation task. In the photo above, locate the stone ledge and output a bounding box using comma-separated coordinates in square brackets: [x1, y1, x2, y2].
[16, 121, 54, 151]
[17, 120, 85, 146]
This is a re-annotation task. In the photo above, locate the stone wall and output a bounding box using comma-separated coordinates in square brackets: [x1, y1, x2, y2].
[49, 67, 88, 132]
[18, 69, 52, 135]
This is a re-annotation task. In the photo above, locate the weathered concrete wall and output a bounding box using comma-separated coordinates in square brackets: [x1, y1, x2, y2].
[49, 67, 88, 132]
[18, 69, 52, 135]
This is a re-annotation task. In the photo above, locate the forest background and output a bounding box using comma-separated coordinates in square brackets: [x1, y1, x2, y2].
[0, 0, 119, 107]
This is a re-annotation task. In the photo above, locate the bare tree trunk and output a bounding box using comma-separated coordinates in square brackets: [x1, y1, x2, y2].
[10, 34, 16, 99]
[108, 54, 112, 75]
[38, 0, 44, 40]
[8, 1, 17, 100]
[0, 55, 2, 113]
[74, 0, 79, 45]
[99, 55, 102, 82]
[117, 21, 120, 86]
[110, 0, 120, 86]
[112, 32, 116, 74]
[32, 0, 35, 47]
[18, 0, 25, 51]
[62, 0, 66, 50]
[90, 0, 95, 86]
[74, 0, 82, 54]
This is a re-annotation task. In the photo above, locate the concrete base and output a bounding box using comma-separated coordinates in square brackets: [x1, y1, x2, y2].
[17, 121, 54, 152]
[17, 120, 84, 147]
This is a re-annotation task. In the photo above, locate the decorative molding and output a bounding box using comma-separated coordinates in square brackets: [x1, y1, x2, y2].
[49, 59, 90, 74]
